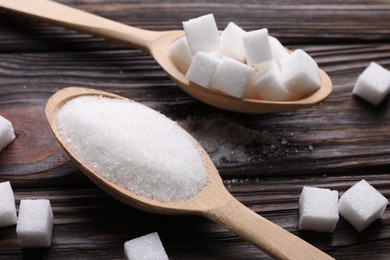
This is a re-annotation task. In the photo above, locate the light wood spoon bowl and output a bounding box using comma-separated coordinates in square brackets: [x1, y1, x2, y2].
[0, 0, 332, 114]
[45, 87, 333, 259]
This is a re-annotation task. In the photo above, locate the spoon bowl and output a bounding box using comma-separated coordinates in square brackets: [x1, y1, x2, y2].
[0, 0, 332, 114]
[46, 87, 333, 259]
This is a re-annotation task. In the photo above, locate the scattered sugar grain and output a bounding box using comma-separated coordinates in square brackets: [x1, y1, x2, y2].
[281, 49, 321, 97]
[243, 28, 273, 66]
[211, 57, 255, 98]
[352, 62, 390, 106]
[339, 180, 388, 232]
[0, 181, 17, 227]
[299, 186, 339, 232]
[0, 115, 15, 152]
[183, 14, 221, 55]
[16, 199, 53, 247]
[56, 96, 208, 202]
[220, 22, 246, 62]
[186, 51, 220, 88]
[177, 115, 295, 164]
[168, 36, 193, 73]
[124, 232, 168, 260]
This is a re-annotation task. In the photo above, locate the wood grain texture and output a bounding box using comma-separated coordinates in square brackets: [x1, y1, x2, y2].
[0, 0, 390, 259]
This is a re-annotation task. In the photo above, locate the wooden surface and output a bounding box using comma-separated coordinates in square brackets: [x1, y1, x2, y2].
[0, 0, 390, 259]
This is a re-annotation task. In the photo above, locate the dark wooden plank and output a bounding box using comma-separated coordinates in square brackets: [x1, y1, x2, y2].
[0, 1, 390, 52]
[1, 0, 390, 259]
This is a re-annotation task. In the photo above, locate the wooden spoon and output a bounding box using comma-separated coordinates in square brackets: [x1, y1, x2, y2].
[45, 87, 333, 259]
[0, 0, 332, 114]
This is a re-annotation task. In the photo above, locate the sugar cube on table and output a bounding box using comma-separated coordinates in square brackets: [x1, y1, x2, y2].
[352, 62, 390, 106]
[281, 49, 321, 98]
[211, 57, 255, 98]
[244, 60, 290, 101]
[0, 181, 17, 227]
[269, 36, 289, 63]
[339, 180, 388, 232]
[169, 36, 193, 73]
[299, 186, 339, 232]
[243, 28, 273, 66]
[16, 199, 53, 247]
[220, 22, 246, 62]
[186, 52, 221, 88]
[183, 14, 221, 55]
[0, 115, 15, 152]
[124, 232, 168, 260]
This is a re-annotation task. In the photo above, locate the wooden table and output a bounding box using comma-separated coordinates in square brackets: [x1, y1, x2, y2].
[1, 0, 390, 259]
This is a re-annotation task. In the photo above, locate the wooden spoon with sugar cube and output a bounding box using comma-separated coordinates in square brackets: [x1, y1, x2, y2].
[45, 87, 333, 259]
[0, 0, 332, 114]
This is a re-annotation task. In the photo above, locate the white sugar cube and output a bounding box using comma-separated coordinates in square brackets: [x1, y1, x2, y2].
[244, 61, 290, 101]
[339, 180, 388, 232]
[299, 186, 339, 232]
[183, 14, 221, 55]
[352, 62, 390, 106]
[0, 181, 17, 227]
[269, 36, 289, 63]
[281, 49, 321, 97]
[211, 57, 255, 98]
[16, 200, 53, 247]
[209, 48, 240, 60]
[169, 36, 193, 74]
[186, 52, 220, 88]
[220, 22, 246, 62]
[124, 232, 168, 260]
[243, 28, 273, 66]
[0, 115, 15, 152]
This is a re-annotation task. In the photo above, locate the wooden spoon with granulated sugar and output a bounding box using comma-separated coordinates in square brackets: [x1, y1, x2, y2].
[0, 0, 332, 114]
[45, 87, 334, 259]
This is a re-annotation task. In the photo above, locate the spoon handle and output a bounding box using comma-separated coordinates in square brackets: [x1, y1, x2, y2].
[0, 0, 163, 52]
[206, 192, 334, 260]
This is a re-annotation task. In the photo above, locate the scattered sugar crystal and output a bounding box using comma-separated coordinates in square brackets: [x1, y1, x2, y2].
[186, 51, 220, 88]
[16, 199, 53, 247]
[243, 28, 273, 66]
[269, 36, 289, 63]
[220, 22, 246, 62]
[169, 36, 193, 74]
[280, 49, 321, 97]
[244, 60, 290, 101]
[352, 62, 390, 106]
[0, 181, 17, 227]
[56, 96, 208, 202]
[183, 14, 221, 55]
[177, 114, 291, 164]
[299, 186, 339, 232]
[339, 180, 388, 232]
[0, 115, 15, 152]
[211, 57, 255, 98]
[124, 232, 168, 260]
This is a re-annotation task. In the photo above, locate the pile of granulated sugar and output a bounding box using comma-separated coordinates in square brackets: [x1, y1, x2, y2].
[178, 115, 305, 165]
[57, 96, 208, 202]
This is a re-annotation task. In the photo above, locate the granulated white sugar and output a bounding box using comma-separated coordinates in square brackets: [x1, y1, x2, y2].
[56, 96, 207, 202]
